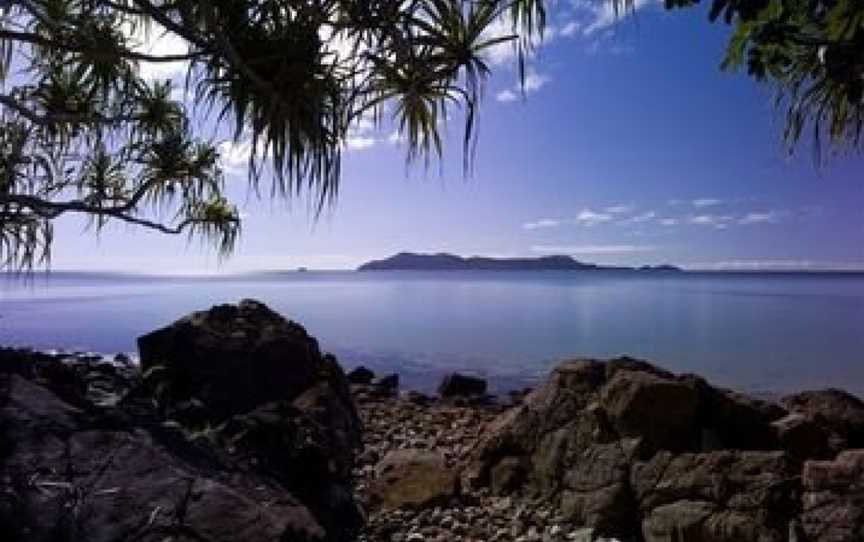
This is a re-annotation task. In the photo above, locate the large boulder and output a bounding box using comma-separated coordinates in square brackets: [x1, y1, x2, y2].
[1, 302, 364, 542]
[632, 450, 800, 542]
[367, 449, 458, 511]
[439, 373, 488, 398]
[0, 372, 331, 542]
[801, 450, 864, 542]
[138, 299, 360, 474]
[782, 389, 864, 453]
[138, 299, 336, 417]
[466, 357, 804, 540]
[600, 369, 700, 453]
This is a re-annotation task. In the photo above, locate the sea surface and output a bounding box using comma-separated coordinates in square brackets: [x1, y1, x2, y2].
[2, 270, 863, 396]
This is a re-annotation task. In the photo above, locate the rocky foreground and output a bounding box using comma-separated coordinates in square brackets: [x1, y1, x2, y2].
[2, 299, 864, 542]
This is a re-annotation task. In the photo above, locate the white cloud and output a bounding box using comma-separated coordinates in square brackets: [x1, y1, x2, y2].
[580, 0, 658, 36]
[497, 70, 551, 103]
[560, 21, 581, 36]
[524, 72, 551, 92]
[217, 140, 255, 174]
[496, 89, 519, 103]
[480, 16, 523, 66]
[660, 218, 679, 226]
[692, 198, 723, 208]
[345, 136, 377, 150]
[695, 260, 864, 271]
[688, 214, 735, 228]
[128, 23, 190, 81]
[575, 208, 614, 226]
[605, 204, 634, 214]
[343, 111, 381, 151]
[739, 211, 781, 225]
[619, 211, 656, 225]
[532, 244, 656, 254]
[523, 218, 563, 230]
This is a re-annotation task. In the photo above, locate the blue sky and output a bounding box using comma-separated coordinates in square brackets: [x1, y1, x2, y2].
[50, 1, 863, 273]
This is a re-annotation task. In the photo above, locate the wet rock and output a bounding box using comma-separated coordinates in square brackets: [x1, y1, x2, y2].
[374, 374, 400, 397]
[348, 366, 375, 385]
[600, 369, 700, 453]
[138, 299, 340, 419]
[782, 389, 864, 452]
[1, 302, 364, 541]
[632, 450, 799, 542]
[0, 373, 334, 542]
[490, 456, 528, 495]
[439, 373, 488, 398]
[369, 449, 458, 511]
[698, 383, 786, 451]
[773, 413, 830, 461]
[801, 450, 864, 542]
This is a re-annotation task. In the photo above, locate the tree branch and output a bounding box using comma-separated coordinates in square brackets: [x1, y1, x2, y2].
[0, 29, 204, 63]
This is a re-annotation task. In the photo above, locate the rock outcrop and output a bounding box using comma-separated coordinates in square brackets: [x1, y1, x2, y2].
[439, 373, 488, 398]
[1, 300, 362, 542]
[466, 356, 862, 541]
[802, 450, 864, 541]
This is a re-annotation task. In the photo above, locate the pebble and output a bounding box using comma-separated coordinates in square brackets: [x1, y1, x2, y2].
[353, 384, 618, 542]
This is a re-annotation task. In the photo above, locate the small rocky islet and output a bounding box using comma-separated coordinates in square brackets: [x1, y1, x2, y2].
[1, 300, 863, 542]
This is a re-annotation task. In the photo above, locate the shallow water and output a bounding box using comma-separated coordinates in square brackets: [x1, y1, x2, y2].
[2, 270, 863, 396]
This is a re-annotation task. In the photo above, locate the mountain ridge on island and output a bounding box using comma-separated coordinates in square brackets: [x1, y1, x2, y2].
[357, 252, 682, 272]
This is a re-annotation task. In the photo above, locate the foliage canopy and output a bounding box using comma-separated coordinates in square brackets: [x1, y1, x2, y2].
[675, 0, 864, 160]
[0, 0, 545, 269]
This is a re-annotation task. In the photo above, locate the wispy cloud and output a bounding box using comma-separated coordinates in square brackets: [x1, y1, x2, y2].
[688, 214, 735, 229]
[605, 204, 634, 214]
[692, 198, 724, 208]
[217, 140, 257, 174]
[523, 218, 563, 230]
[575, 208, 614, 226]
[580, 0, 659, 36]
[659, 218, 679, 226]
[694, 260, 864, 271]
[128, 23, 190, 81]
[496, 89, 519, 103]
[739, 211, 782, 225]
[619, 211, 656, 225]
[532, 244, 656, 254]
[496, 71, 551, 103]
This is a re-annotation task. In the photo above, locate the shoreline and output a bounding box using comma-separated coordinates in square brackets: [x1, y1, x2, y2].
[3, 300, 864, 541]
[1, 345, 860, 402]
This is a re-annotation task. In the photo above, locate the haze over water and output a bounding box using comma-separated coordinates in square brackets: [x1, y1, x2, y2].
[2, 270, 863, 397]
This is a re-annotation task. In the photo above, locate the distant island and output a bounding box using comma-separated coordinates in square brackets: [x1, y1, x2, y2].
[357, 252, 683, 272]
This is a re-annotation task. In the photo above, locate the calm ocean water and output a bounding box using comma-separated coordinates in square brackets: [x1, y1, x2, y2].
[1, 270, 863, 396]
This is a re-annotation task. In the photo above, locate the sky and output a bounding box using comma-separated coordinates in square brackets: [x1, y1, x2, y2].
[49, 1, 863, 273]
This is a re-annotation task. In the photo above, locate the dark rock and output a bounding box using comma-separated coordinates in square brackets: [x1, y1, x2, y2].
[632, 450, 800, 542]
[368, 449, 458, 510]
[697, 383, 786, 451]
[782, 389, 864, 452]
[439, 373, 488, 398]
[1, 302, 364, 541]
[600, 368, 700, 453]
[801, 450, 864, 542]
[404, 391, 433, 406]
[374, 374, 399, 397]
[138, 299, 341, 421]
[0, 372, 337, 542]
[467, 357, 810, 541]
[773, 413, 830, 461]
[347, 366, 375, 385]
[489, 456, 527, 495]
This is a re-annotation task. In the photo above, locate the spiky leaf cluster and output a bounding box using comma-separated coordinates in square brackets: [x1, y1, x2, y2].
[0, 0, 546, 269]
